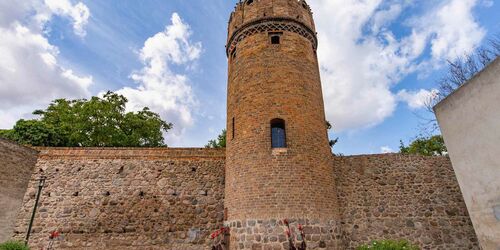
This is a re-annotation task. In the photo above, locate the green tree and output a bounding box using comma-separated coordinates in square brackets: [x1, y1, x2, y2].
[0, 91, 172, 147]
[2, 120, 63, 146]
[205, 129, 226, 148]
[399, 135, 447, 156]
[326, 120, 339, 148]
[0, 129, 14, 140]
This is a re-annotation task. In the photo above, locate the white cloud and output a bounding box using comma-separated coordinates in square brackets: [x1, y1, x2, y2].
[397, 89, 438, 110]
[116, 13, 202, 146]
[371, 3, 403, 33]
[409, 0, 485, 61]
[381, 146, 394, 153]
[39, 0, 90, 37]
[309, 0, 485, 131]
[0, 0, 92, 128]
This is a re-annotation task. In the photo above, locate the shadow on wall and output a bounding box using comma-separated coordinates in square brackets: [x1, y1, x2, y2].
[0, 138, 38, 242]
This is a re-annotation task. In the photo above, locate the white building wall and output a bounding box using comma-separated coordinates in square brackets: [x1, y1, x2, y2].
[435, 58, 500, 250]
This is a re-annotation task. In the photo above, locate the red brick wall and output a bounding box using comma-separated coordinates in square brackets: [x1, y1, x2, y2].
[226, 0, 337, 222]
[224, 1, 342, 249]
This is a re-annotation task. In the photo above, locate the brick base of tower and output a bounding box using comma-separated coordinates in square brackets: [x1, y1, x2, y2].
[225, 219, 343, 250]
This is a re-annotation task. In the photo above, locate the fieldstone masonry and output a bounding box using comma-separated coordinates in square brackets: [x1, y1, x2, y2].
[336, 154, 479, 249]
[226, 219, 343, 250]
[0, 145, 480, 249]
[12, 148, 225, 250]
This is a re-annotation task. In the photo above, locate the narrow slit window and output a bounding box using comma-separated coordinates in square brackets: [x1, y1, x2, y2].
[271, 118, 286, 148]
[232, 117, 235, 139]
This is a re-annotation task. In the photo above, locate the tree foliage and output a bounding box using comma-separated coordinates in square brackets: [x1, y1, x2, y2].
[399, 135, 447, 156]
[357, 240, 419, 250]
[0, 92, 172, 147]
[326, 120, 339, 148]
[205, 129, 226, 149]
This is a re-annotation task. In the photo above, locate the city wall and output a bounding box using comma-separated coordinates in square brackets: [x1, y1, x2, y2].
[336, 154, 479, 249]
[12, 148, 225, 250]
[0, 144, 479, 249]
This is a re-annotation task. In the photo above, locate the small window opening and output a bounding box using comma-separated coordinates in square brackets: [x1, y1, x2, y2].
[232, 117, 235, 139]
[271, 118, 286, 148]
[269, 32, 283, 45]
[246, 0, 254, 5]
[271, 36, 280, 44]
[302, 2, 308, 9]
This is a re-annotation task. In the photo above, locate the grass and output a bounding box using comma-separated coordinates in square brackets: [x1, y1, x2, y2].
[357, 240, 420, 250]
[0, 241, 30, 250]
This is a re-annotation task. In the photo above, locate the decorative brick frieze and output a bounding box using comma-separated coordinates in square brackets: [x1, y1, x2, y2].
[226, 17, 318, 56]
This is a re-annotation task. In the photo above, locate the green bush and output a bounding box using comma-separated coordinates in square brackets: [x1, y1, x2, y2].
[357, 240, 419, 250]
[0, 241, 30, 250]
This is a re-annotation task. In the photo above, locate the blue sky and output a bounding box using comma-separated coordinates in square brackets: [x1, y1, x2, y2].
[0, 0, 498, 155]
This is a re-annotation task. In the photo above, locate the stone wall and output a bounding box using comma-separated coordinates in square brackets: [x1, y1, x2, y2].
[335, 154, 479, 250]
[0, 138, 38, 242]
[8, 147, 481, 249]
[13, 148, 225, 250]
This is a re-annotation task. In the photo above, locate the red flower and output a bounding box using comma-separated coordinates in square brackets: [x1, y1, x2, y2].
[297, 224, 303, 231]
[283, 219, 289, 225]
[211, 232, 216, 239]
[49, 231, 60, 239]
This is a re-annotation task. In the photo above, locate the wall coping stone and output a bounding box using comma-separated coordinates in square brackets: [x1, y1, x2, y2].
[33, 147, 226, 160]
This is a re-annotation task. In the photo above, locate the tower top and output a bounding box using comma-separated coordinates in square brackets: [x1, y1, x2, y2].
[227, 0, 317, 56]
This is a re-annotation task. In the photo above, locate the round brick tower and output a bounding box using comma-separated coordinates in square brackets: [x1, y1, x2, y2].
[225, 0, 342, 249]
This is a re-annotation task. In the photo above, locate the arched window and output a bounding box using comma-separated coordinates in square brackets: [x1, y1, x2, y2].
[246, 0, 254, 5]
[271, 119, 286, 148]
